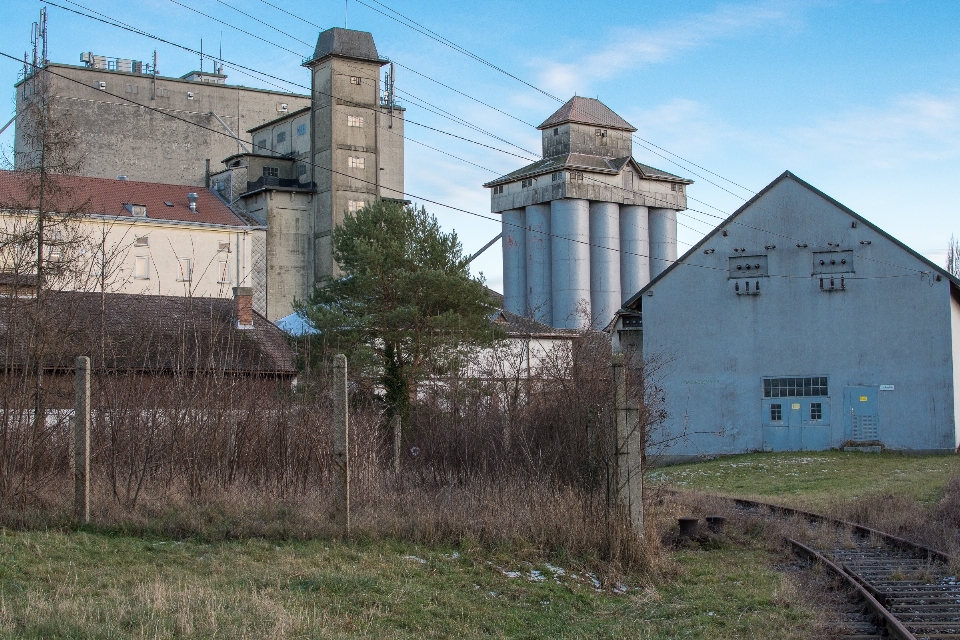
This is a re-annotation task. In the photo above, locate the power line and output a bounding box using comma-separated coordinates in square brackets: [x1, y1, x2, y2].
[7, 58, 931, 282]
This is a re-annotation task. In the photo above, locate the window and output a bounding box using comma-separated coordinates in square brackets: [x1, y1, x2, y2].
[131, 205, 147, 217]
[263, 166, 279, 178]
[256, 139, 268, 152]
[348, 156, 365, 169]
[177, 258, 192, 282]
[595, 128, 607, 138]
[298, 163, 308, 176]
[348, 200, 365, 213]
[551, 172, 563, 182]
[553, 128, 559, 136]
[187, 91, 195, 100]
[521, 178, 533, 188]
[350, 76, 362, 85]
[48, 248, 62, 262]
[217, 260, 230, 284]
[810, 402, 823, 421]
[492, 185, 504, 195]
[297, 123, 307, 136]
[134, 256, 150, 280]
[671, 183, 684, 192]
[124, 84, 139, 94]
[276, 131, 287, 143]
[218, 241, 231, 252]
[763, 377, 829, 398]
[156, 87, 170, 98]
[348, 115, 364, 127]
[134, 236, 149, 247]
[770, 404, 782, 422]
[573, 171, 584, 181]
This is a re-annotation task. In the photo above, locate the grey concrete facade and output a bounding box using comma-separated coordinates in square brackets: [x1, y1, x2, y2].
[615, 172, 960, 459]
[14, 64, 310, 186]
[525, 203, 552, 325]
[487, 96, 692, 329]
[501, 209, 526, 317]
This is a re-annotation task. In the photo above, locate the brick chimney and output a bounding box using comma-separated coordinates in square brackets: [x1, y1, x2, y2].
[233, 287, 254, 329]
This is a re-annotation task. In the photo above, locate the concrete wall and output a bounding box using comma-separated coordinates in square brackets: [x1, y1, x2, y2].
[620, 205, 650, 302]
[550, 199, 590, 329]
[640, 177, 958, 459]
[243, 190, 314, 320]
[525, 204, 551, 325]
[649, 207, 678, 279]
[588, 201, 620, 327]
[15, 65, 310, 186]
[501, 209, 526, 316]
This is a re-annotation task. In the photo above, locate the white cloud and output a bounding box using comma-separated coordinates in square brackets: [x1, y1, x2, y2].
[535, 1, 799, 95]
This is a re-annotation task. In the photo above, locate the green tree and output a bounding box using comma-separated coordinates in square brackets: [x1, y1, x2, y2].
[300, 200, 500, 425]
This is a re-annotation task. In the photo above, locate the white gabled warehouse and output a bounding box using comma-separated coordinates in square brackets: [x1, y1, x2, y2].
[614, 171, 960, 460]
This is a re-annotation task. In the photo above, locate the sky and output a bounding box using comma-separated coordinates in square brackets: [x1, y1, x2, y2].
[2, 0, 959, 292]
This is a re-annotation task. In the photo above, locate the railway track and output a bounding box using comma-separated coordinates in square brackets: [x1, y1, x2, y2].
[732, 498, 960, 639]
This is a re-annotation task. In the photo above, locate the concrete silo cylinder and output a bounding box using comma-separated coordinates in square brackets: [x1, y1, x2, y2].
[588, 201, 621, 328]
[524, 203, 552, 325]
[500, 209, 526, 316]
[649, 207, 678, 280]
[619, 205, 650, 302]
[550, 199, 591, 329]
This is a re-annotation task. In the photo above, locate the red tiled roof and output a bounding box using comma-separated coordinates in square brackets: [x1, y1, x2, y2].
[0, 170, 250, 227]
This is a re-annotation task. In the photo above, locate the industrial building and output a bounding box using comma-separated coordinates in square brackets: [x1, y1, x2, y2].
[613, 172, 960, 459]
[11, 22, 405, 322]
[484, 96, 692, 329]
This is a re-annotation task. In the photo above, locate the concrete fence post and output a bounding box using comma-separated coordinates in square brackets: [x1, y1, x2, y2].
[332, 354, 350, 533]
[74, 356, 91, 524]
[611, 354, 643, 535]
[393, 413, 401, 474]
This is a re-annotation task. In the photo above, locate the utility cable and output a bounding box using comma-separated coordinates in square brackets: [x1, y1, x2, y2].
[7, 57, 933, 281]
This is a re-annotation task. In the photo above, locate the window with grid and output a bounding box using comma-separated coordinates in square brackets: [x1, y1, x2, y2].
[350, 76, 361, 85]
[348, 115, 364, 127]
[770, 404, 782, 422]
[552, 172, 563, 182]
[810, 403, 823, 421]
[521, 178, 533, 188]
[348, 156, 365, 169]
[763, 377, 828, 398]
[263, 166, 279, 178]
[297, 123, 307, 136]
[348, 200, 365, 213]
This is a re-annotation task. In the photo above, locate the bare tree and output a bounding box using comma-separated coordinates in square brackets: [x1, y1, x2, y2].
[948, 235, 959, 278]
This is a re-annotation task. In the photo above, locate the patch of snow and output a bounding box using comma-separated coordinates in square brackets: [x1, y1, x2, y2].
[403, 555, 427, 564]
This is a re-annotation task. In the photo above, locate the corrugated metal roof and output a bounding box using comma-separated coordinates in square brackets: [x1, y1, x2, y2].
[0, 171, 250, 227]
[538, 96, 637, 132]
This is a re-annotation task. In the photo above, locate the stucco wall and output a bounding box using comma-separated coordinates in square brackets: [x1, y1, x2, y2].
[640, 177, 957, 458]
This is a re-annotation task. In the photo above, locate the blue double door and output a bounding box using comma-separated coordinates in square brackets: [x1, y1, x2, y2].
[761, 397, 832, 451]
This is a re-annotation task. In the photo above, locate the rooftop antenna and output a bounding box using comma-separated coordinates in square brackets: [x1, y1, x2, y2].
[218, 32, 223, 74]
[39, 8, 48, 67]
[200, 38, 203, 74]
[383, 62, 396, 128]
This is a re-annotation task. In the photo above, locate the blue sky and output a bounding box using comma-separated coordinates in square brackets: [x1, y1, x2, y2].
[2, 0, 958, 292]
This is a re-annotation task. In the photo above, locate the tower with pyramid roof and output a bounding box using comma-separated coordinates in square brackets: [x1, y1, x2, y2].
[483, 96, 692, 329]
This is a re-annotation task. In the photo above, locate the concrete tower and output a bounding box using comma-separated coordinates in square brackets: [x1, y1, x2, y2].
[484, 97, 692, 329]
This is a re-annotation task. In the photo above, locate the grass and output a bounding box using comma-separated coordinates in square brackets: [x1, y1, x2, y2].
[649, 451, 960, 509]
[0, 526, 824, 639]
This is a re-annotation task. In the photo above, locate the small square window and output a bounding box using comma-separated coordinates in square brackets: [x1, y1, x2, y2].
[553, 128, 559, 136]
[350, 76, 361, 85]
[521, 178, 533, 188]
[348, 156, 365, 169]
[348, 115, 364, 127]
[595, 128, 607, 138]
[347, 200, 365, 213]
[134, 236, 149, 247]
[770, 404, 782, 422]
[492, 185, 503, 195]
[810, 402, 822, 421]
[298, 164, 308, 176]
[551, 172, 563, 182]
[276, 131, 287, 143]
[177, 258, 192, 282]
[256, 139, 268, 152]
[297, 124, 307, 136]
[134, 256, 150, 280]
[218, 241, 231, 252]
[263, 166, 279, 178]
